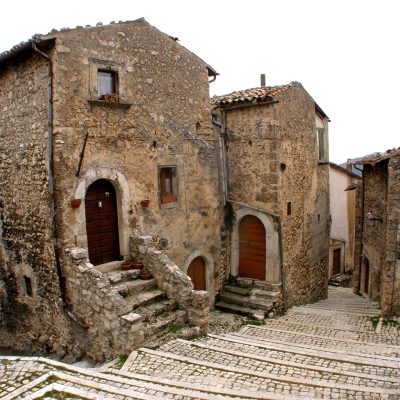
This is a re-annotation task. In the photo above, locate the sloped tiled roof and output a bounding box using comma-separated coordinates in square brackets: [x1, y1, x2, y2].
[355, 147, 400, 165]
[212, 84, 292, 107]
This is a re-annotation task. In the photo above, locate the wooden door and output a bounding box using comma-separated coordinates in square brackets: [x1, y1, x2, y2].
[364, 258, 370, 294]
[85, 179, 120, 266]
[187, 256, 206, 290]
[332, 248, 341, 275]
[238, 215, 266, 280]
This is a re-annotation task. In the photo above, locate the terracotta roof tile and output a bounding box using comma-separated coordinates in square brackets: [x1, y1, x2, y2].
[356, 147, 400, 165]
[212, 83, 292, 107]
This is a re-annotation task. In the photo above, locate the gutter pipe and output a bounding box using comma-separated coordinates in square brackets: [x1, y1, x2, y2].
[32, 43, 66, 305]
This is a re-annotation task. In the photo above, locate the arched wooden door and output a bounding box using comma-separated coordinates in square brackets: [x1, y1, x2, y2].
[85, 179, 120, 265]
[187, 256, 206, 290]
[239, 215, 266, 280]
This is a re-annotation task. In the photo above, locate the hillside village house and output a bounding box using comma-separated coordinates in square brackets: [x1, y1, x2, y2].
[353, 149, 400, 316]
[0, 19, 330, 361]
[329, 162, 361, 278]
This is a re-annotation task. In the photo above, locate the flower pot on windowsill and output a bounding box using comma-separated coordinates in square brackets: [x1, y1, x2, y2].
[161, 194, 177, 204]
[140, 200, 150, 208]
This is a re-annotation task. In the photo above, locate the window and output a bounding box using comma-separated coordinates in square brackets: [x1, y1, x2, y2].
[22, 276, 33, 297]
[97, 69, 118, 98]
[317, 128, 325, 161]
[159, 166, 178, 204]
[287, 202, 292, 216]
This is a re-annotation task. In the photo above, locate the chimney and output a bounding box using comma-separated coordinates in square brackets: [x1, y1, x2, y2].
[260, 74, 266, 87]
[346, 158, 353, 172]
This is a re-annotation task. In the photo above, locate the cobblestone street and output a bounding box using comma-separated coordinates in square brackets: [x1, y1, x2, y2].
[1, 287, 399, 399]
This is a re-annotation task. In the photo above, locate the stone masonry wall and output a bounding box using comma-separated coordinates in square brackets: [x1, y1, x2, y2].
[0, 52, 76, 357]
[45, 20, 223, 302]
[383, 154, 400, 316]
[278, 85, 329, 307]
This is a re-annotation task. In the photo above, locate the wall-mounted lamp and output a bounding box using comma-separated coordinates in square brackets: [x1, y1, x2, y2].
[366, 211, 383, 223]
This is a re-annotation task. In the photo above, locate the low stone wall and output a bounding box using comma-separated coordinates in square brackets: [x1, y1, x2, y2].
[130, 235, 209, 332]
[64, 248, 143, 363]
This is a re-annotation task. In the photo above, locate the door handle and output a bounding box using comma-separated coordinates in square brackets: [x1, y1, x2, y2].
[98, 201, 102, 208]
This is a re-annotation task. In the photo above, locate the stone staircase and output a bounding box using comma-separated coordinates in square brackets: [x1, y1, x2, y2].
[215, 276, 283, 318]
[2, 287, 400, 399]
[98, 261, 189, 346]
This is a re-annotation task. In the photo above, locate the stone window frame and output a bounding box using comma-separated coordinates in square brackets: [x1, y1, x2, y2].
[87, 58, 131, 109]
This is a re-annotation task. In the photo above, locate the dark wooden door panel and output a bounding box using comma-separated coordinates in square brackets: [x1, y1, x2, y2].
[187, 257, 206, 290]
[332, 248, 341, 275]
[85, 179, 120, 266]
[238, 215, 266, 280]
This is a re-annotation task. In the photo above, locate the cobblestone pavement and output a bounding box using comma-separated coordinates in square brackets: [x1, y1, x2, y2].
[1, 287, 400, 399]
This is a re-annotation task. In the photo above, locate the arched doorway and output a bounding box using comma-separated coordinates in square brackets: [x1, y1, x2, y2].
[238, 215, 266, 280]
[85, 179, 120, 265]
[187, 256, 206, 290]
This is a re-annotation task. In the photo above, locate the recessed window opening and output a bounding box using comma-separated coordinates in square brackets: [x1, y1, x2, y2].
[97, 69, 118, 98]
[159, 166, 178, 204]
[317, 128, 325, 160]
[22, 276, 33, 297]
[287, 202, 292, 216]
[318, 214, 321, 221]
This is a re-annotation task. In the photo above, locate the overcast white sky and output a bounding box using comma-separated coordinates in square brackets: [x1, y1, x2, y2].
[1, 0, 399, 163]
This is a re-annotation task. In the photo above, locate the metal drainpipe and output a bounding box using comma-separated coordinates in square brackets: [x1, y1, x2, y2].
[212, 114, 227, 202]
[354, 164, 364, 293]
[227, 198, 287, 311]
[32, 43, 66, 305]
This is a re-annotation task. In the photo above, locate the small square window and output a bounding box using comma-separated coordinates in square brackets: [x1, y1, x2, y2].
[97, 69, 118, 98]
[159, 166, 178, 204]
[22, 276, 33, 297]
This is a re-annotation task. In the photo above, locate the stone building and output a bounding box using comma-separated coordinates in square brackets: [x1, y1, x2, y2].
[353, 148, 400, 316]
[329, 162, 361, 278]
[0, 19, 222, 361]
[212, 82, 330, 311]
[0, 20, 331, 361]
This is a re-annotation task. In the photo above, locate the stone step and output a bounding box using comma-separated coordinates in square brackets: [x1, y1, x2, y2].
[304, 305, 381, 316]
[122, 347, 398, 399]
[113, 278, 157, 297]
[224, 284, 251, 296]
[135, 299, 178, 322]
[233, 325, 400, 359]
[201, 334, 400, 379]
[215, 301, 265, 319]
[95, 260, 122, 273]
[261, 318, 400, 346]
[219, 291, 273, 311]
[125, 289, 166, 310]
[1, 356, 250, 400]
[142, 309, 187, 341]
[103, 268, 142, 284]
[158, 339, 400, 390]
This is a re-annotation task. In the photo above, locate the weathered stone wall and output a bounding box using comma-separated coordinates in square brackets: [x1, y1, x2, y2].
[383, 154, 400, 315]
[0, 52, 76, 357]
[45, 20, 223, 302]
[360, 162, 387, 302]
[215, 83, 329, 308]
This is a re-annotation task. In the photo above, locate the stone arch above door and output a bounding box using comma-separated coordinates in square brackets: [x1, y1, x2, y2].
[73, 166, 130, 260]
[231, 208, 280, 284]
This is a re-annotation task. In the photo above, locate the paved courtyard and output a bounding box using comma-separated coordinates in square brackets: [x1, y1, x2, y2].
[1, 287, 399, 399]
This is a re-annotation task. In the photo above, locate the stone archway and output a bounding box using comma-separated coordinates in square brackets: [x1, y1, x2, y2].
[231, 208, 280, 284]
[183, 251, 214, 292]
[73, 166, 130, 261]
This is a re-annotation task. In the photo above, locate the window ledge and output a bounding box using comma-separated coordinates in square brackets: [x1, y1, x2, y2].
[87, 98, 132, 109]
[159, 202, 178, 210]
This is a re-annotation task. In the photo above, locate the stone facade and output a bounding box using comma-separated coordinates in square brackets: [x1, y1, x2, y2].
[213, 83, 330, 308]
[353, 149, 400, 316]
[0, 20, 331, 361]
[0, 20, 222, 361]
